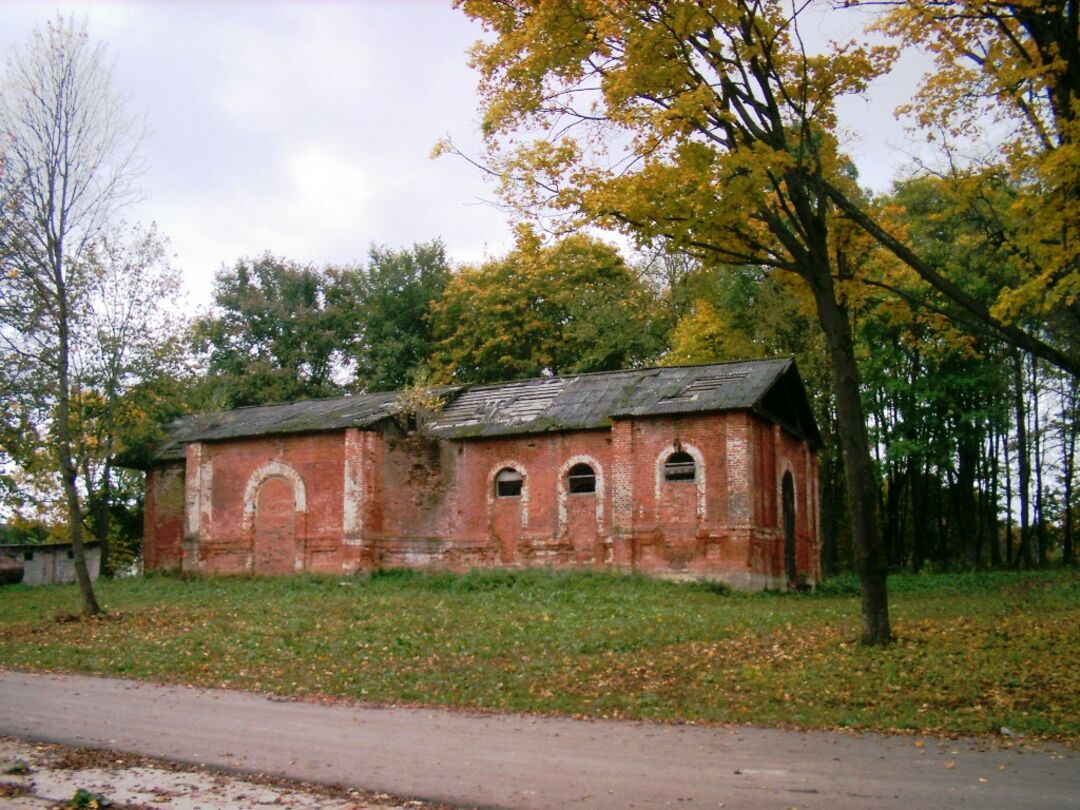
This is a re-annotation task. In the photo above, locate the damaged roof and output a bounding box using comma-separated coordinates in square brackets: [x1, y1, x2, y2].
[137, 358, 821, 466]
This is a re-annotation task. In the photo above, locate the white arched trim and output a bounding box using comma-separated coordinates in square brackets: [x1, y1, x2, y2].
[654, 443, 706, 520]
[486, 460, 529, 529]
[557, 454, 605, 534]
[242, 460, 308, 531]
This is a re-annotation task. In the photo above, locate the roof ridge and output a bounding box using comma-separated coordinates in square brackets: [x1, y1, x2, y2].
[450, 357, 792, 391]
[174, 359, 791, 420]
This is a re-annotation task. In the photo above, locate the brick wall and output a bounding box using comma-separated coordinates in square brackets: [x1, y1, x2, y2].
[144, 462, 185, 570]
[143, 410, 820, 589]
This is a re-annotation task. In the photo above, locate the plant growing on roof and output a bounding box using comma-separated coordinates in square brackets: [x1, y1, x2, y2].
[395, 371, 447, 434]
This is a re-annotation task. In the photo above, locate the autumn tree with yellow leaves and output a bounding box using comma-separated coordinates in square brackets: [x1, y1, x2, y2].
[449, 0, 1080, 643]
[448, 0, 897, 642]
[878, 0, 1078, 364]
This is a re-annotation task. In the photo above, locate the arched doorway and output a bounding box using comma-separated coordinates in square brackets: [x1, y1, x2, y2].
[782, 471, 796, 582]
[254, 476, 296, 574]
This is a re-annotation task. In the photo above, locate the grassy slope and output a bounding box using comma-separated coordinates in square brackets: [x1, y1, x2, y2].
[0, 569, 1077, 742]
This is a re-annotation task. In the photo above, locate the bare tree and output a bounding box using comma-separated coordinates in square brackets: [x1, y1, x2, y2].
[0, 16, 143, 615]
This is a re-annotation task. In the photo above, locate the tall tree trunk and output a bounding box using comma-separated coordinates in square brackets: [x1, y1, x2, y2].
[988, 429, 1002, 568]
[956, 433, 979, 570]
[807, 267, 891, 644]
[1014, 353, 1033, 568]
[1031, 360, 1047, 566]
[884, 466, 906, 567]
[974, 442, 987, 568]
[92, 461, 113, 577]
[1063, 377, 1077, 567]
[54, 262, 101, 616]
[820, 450, 845, 578]
[935, 474, 949, 566]
[898, 469, 911, 570]
[1004, 433, 1014, 567]
[911, 458, 928, 573]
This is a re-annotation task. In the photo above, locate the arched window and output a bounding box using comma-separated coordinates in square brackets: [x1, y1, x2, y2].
[495, 468, 524, 498]
[567, 462, 596, 494]
[663, 451, 696, 482]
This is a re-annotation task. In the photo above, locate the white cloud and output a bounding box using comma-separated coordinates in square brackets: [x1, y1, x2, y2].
[282, 144, 377, 245]
[0, 0, 936, 307]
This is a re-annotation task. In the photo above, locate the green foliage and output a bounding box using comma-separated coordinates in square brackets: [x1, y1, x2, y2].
[65, 788, 112, 809]
[813, 574, 863, 598]
[686, 579, 732, 597]
[1, 570, 1077, 741]
[2, 759, 30, 775]
[431, 232, 664, 383]
[342, 241, 451, 392]
[856, 177, 1022, 570]
[193, 255, 351, 407]
[0, 521, 50, 546]
[191, 243, 451, 402]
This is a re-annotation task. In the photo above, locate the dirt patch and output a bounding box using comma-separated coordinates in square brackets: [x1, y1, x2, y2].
[0, 737, 460, 810]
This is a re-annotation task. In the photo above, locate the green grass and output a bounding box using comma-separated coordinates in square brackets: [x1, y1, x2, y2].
[1, 568, 1077, 742]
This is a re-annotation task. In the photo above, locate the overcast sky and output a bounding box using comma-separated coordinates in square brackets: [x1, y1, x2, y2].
[0, 1, 931, 307]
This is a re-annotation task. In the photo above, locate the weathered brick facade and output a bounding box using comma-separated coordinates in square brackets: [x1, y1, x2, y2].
[139, 361, 821, 590]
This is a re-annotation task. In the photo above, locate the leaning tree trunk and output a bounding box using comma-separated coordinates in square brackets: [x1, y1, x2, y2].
[806, 262, 891, 645]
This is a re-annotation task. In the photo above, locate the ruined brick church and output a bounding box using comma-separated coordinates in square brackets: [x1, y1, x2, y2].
[135, 359, 822, 590]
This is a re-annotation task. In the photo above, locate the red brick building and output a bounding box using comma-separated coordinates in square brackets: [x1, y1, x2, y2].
[135, 359, 822, 590]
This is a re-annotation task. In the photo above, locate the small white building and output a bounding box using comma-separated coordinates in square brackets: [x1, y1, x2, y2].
[0, 542, 101, 586]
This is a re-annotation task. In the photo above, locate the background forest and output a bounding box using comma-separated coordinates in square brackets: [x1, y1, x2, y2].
[2, 222, 1075, 581]
[1, 3, 1077, 606]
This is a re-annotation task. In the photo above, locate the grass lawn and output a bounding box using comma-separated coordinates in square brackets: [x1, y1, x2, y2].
[0, 568, 1077, 743]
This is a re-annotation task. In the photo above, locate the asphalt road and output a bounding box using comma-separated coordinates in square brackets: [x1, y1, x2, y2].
[0, 670, 1075, 809]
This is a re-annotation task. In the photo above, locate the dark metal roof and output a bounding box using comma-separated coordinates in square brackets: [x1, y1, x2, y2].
[138, 359, 821, 466]
[428, 359, 802, 437]
[145, 390, 415, 463]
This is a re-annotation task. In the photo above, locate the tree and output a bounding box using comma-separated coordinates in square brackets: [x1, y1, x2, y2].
[450, 0, 895, 642]
[342, 241, 451, 392]
[0, 16, 143, 615]
[193, 255, 351, 407]
[72, 225, 187, 575]
[878, 1, 1079, 372]
[430, 231, 663, 384]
